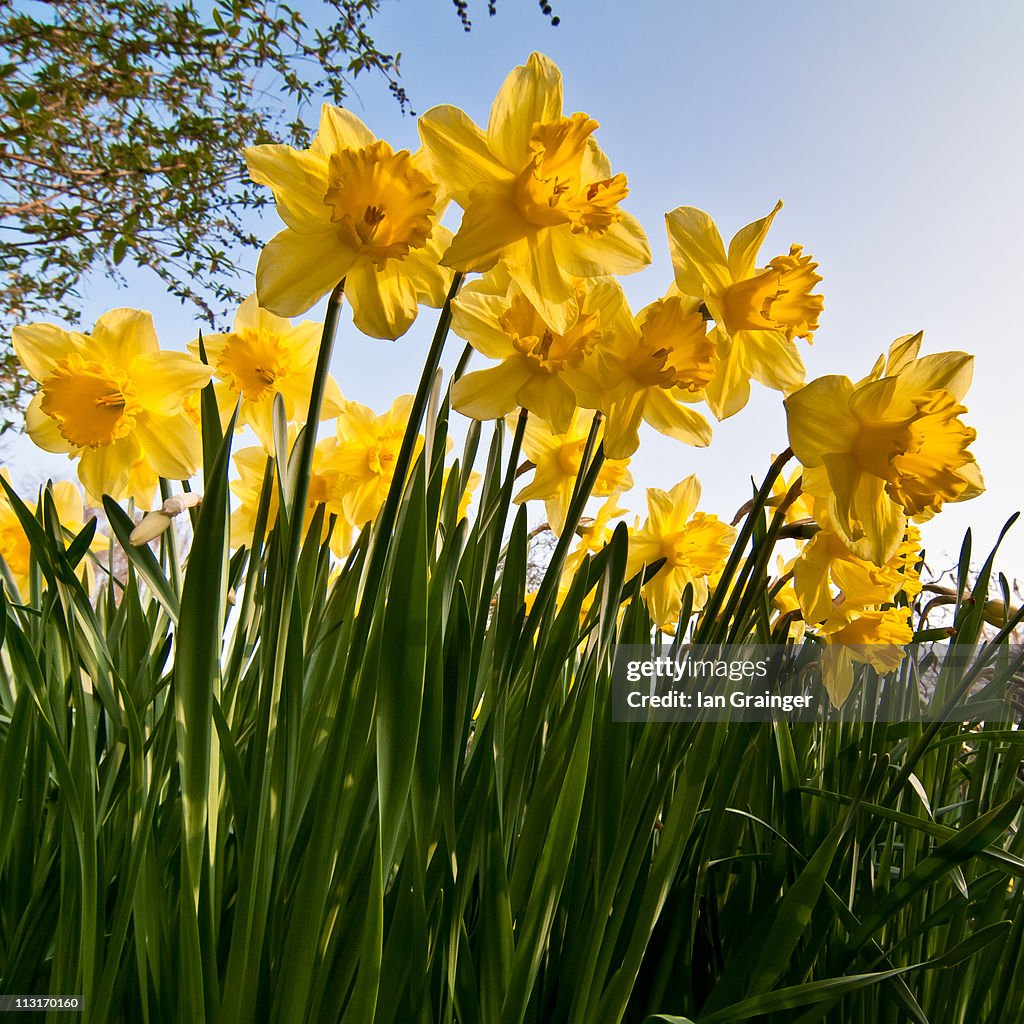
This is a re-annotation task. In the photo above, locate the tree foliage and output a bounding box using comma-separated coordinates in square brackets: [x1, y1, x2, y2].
[0, 0, 408, 424]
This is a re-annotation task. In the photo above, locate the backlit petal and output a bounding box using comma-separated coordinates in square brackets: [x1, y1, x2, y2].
[345, 261, 418, 340]
[503, 232, 576, 334]
[132, 352, 212, 415]
[92, 308, 159, 368]
[665, 206, 731, 298]
[703, 336, 752, 421]
[78, 435, 140, 502]
[418, 105, 512, 203]
[741, 329, 806, 394]
[551, 211, 651, 279]
[785, 375, 858, 465]
[25, 393, 73, 453]
[451, 361, 532, 421]
[244, 144, 331, 232]
[256, 227, 355, 318]
[642, 389, 713, 447]
[135, 413, 203, 481]
[442, 185, 526, 272]
[313, 104, 376, 155]
[487, 52, 563, 169]
[727, 200, 783, 280]
[516, 373, 577, 434]
[12, 323, 88, 381]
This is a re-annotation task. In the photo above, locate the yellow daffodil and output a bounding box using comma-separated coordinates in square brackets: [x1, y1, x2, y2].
[511, 410, 632, 535]
[818, 607, 914, 706]
[564, 494, 628, 578]
[572, 287, 714, 457]
[245, 105, 454, 339]
[189, 295, 344, 451]
[418, 52, 650, 334]
[794, 525, 923, 626]
[666, 201, 822, 419]
[230, 441, 353, 557]
[785, 333, 983, 565]
[450, 267, 624, 432]
[0, 472, 100, 597]
[14, 309, 212, 503]
[321, 395, 422, 526]
[626, 476, 736, 632]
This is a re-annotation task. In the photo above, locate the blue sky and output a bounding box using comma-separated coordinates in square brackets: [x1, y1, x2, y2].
[5, 0, 1024, 578]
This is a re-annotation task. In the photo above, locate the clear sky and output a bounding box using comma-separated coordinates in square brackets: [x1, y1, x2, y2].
[5, 0, 1023, 579]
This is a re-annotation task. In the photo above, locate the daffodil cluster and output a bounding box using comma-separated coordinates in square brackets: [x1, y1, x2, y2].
[6, 50, 987, 691]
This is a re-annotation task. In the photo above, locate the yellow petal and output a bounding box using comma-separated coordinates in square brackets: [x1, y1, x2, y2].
[741, 329, 806, 394]
[78, 435, 140, 502]
[550, 211, 651, 278]
[131, 352, 212, 415]
[244, 143, 331, 232]
[451, 361, 532, 421]
[665, 206, 731, 298]
[92, 308, 160, 368]
[25, 393, 73, 453]
[135, 413, 202, 481]
[486, 52, 563, 169]
[51, 480, 86, 526]
[884, 332, 923, 375]
[516, 373, 577, 434]
[898, 351, 974, 403]
[819, 645, 854, 706]
[784, 375, 857, 465]
[452, 286, 518, 361]
[602, 388, 646, 459]
[189, 330, 228, 364]
[442, 185, 526, 272]
[792, 532, 836, 624]
[823, 455, 906, 565]
[418, 105, 512, 203]
[398, 230, 455, 307]
[232, 292, 295, 337]
[312, 104, 376, 155]
[345, 261, 418, 340]
[12, 322, 89, 381]
[703, 334, 752, 421]
[503, 232, 575, 334]
[726, 200, 783, 281]
[256, 227, 355, 318]
[642, 388, 712, 447]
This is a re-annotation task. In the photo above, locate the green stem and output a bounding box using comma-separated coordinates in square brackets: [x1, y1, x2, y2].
[343, 272, 464, 674]
[283, 278, 346, 574]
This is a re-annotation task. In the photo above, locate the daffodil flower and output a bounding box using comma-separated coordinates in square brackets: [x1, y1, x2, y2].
[450, 267, 623, 431]
[572, 287, 714, 458]
[818, 607, 914, 706]
[665, 201, 822, 420]
[231, 440, 353, 557]
[245, 105, 453, 339]
[418, 52, 650, 334]
[793, 525, 923, 625]
[511, 410, 632, 535]
[563, 494, 629, 578]
[189, 295, 344, 451]
[0, 472, 101, 597]
[785, 333, 983, 565]
[626, 475, 736, 632]
[321, 395, 422, 527]
[14, 308, 212, 503]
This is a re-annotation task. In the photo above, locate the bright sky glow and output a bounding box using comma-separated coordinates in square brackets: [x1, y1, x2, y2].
[5, 0, 1023, 578]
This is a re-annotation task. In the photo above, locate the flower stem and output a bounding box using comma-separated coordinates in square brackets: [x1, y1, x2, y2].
[283, 278, 346, 571]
